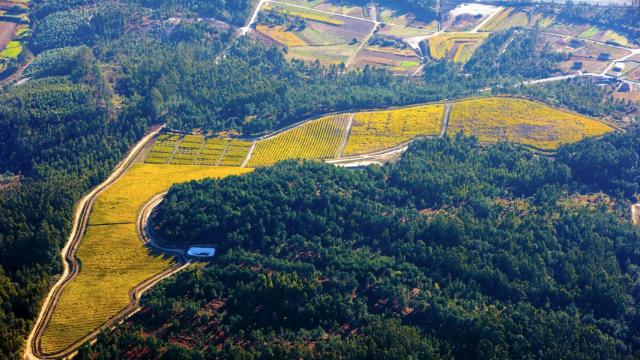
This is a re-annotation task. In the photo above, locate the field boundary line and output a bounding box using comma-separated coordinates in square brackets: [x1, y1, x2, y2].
[267, 0, 435, 34]
[241, 141, 257, 167]
[166, 136, 183, 164]
[471, 6, 503, 33]
[215, 141, 230, 166]
[25, 125, 165, 360]
[440, 102, 451, 137]
[345, 17, 379, 68]
[337, 113, 354, 157]
[193, 140, 207, 165]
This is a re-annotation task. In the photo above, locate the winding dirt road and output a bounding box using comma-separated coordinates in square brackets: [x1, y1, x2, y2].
[24, 126, 167, 360]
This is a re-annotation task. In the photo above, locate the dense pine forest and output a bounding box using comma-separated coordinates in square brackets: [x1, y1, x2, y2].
[80, 134, 640, 359]
[1, 0, 639, 358]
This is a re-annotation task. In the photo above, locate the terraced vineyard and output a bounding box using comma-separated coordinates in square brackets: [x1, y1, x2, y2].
[448, 98, 614, 150]
[343, 104, 444, 156]
[169, 134, 204, 165]
[248, 114, 350, 166]
[144, 133, 180, 164]
[39, 164, 252, 355]
[38, 95, 619, 356]
[263, 2, 345, 25]
[428, 33, 488, 63]
[146, 134, 252, 166]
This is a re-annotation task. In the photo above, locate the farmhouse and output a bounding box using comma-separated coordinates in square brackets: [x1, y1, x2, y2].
[187, 246, 216, 258]
[597, 52, 611, 61]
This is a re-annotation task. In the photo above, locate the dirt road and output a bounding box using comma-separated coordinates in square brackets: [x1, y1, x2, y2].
[24, 126, 164, 360]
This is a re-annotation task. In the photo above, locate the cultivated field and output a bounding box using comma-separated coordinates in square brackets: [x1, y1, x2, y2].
[480, 7, 554, 32]
[145, 133, 252, 166]
[547, 22, 635, 48]
[343, 104, 444, 156]
[448, 98, 614, 150]
[428, 33, 488, 64]
[257, 2, 375, 66]
[539, 33, 631, 74]
[378, 7, 438, 31]
[264, 2, 345, 25]
[39, 164, 251, 354]
[248, 114, 350, 166]
[275, 0, 368, 19]
[353, 46, 421, 75]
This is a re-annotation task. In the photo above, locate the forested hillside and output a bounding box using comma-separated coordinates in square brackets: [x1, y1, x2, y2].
[78, 134, 640, 359]
[1, 0, 639, 357]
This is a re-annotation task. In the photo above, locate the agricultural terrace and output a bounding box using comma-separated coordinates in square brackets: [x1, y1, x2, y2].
[263, 2, 344, 25]
[248, 114, 349, 166]
[254, 1, 375, 66]
[170, 134, 205, 165]
[145, 133, 180, 164]
[0, 0, 29, 69]
[448, 98, 614, 150]
[428, 33, 488, 64]
[255, 25, 307, 47]
[377, 7, 438, 31]
[276, 0, 368, 19]
[479, 7, 554, 32]
[343, 104, 444, 156]
[145, 134, 252, 166]
[39, 164, 251, 355]
[547, 22, 635, 48]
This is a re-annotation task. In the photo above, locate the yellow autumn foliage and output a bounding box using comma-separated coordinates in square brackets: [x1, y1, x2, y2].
[40, 164, 252, 354]
[249, 114, 350, 166]
[448, 98, 613, 150]
[343, 104, 444, 156]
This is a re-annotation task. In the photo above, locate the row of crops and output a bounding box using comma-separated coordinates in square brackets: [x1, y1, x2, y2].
[263, 2, 345, 25]
[145, 98, 614, 167]
[248, 114, 350, 166]
[145, 134, 252, 166]
[427, 33, 488, 64]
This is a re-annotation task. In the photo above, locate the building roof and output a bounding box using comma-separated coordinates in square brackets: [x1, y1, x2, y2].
[187, 246, 216, 257]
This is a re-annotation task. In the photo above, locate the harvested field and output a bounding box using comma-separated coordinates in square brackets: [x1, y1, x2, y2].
[264, 2, 344, 25]
[539, 33, 630, 74]
[448, 97, 613, 150]
[275, 0, 367, 19]
[353, 47, 421, 75]
[256, 6, 374, 65]
[343, 104, 444, 156]
[286, 43, 359, 65]
[39, 164, 252, 355]
[248, 114, 350, 166]
[377, 23, 432, 38]
[577, 25, 633, 47]
[255, 25, 308, 46]
[378, 7, 438, 31]
[546, 22, 593, 37]
[0, 20, 16, 52]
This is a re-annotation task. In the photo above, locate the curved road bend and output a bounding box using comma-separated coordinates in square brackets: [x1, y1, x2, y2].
[24, 125, 165, 360]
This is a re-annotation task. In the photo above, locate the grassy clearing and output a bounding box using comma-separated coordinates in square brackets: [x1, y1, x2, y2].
[39, 164, 252, 354]
[248, 114, 349, 166]
[343, 104, 444, 156]
[448, 98, 614, 150]
[578, 26, 599, 39]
